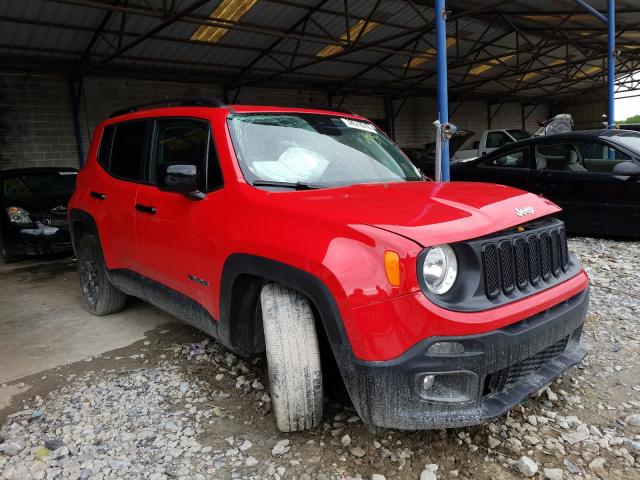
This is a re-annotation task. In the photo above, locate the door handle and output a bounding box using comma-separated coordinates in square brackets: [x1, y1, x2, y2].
[90, 191, 107, 200]
[135, 204, 156, 214]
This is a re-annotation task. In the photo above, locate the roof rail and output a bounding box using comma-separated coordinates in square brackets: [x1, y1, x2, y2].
[328, 107, 356, 115]
[109, 97, 229, 118]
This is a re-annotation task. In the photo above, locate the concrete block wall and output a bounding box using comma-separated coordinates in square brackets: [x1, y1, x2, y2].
[1, 71, 552, 170]
[79, 77, 224, 156]
[552, 100, 606, 130]
[393, 97, 550, 149]
[0, 73, 79, 170]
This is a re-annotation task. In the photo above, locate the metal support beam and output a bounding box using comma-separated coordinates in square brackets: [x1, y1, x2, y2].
[522, 104, 537, 130]
[384, 97, 395, 141]
[573, 0, 608, 24]
[225, 0, 329, 91]
[435, 0, 449, 181]
[77, 0, 210, 77]
[608, 0, 616, 127]
[73, 10, 113, 79]
[69, 78, 85, 167]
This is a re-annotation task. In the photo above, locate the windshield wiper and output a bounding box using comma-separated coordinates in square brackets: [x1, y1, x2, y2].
[252, 180, 322, 190]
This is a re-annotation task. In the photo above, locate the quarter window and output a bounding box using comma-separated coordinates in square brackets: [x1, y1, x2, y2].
[110, 121, 148, 182]
[575, 141, 631, 173]
[98, 125, 115, 169]
[483, 147, 529, 168]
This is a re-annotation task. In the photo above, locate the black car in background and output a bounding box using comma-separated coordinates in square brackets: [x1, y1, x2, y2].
[451, 129, 640, 238]
[1, 167, 77, 262]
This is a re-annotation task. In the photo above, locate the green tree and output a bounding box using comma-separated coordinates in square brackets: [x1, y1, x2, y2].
[618, 114, 640, 124]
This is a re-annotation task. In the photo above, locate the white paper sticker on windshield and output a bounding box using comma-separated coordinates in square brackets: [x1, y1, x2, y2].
[341, 118, 377, 133]
[59, 171, 78, 175]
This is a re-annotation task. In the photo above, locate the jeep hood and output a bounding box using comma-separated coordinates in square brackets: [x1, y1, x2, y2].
[265, 181, 561, 247]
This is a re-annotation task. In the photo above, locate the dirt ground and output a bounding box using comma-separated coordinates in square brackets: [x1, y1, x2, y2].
[1, 237, 640, 479]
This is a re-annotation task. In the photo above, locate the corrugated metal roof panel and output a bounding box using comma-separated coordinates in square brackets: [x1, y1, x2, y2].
[0, 0, 636, 101]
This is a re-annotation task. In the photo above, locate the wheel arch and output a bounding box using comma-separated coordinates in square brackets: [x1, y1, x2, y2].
[218, 253, 352, 362]
[68, 208, 100, 255]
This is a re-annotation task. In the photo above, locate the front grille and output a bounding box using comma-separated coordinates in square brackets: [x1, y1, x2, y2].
[505, 336, 569, 387]
[31, 213, 69, 228]
[483, 336, 569, 396]
[42, 216, 68, 228]
[481, 224, 569, 299]
[482, 244, 500, 298]
[499, 240, 515, 294]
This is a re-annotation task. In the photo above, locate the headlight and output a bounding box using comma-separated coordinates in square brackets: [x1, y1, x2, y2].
[422, 244, 458, 294]
[6, 206, 31, 225]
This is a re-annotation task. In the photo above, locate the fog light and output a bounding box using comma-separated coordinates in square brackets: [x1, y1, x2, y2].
[427, 342, 464, 355]
[421, 374, 436, 391]
[415, 371, 479, 404]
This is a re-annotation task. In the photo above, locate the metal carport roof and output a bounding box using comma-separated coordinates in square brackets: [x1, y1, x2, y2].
[1, 0, 639, 103]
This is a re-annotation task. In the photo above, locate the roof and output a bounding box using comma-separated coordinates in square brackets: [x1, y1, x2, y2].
[530, 129, 640, 140]
[1, 0, 639, 102]
[472, 128, 640, 159]
[104, 102, 366, 123]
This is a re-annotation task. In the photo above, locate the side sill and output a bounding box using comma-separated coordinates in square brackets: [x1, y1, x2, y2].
[109, 269, 219, 340]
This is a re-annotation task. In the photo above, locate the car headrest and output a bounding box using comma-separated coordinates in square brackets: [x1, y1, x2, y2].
[566, 150, 579, 164]
[536, 156, 547, 170]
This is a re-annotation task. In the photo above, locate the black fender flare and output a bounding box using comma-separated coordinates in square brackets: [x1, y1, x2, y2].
[219, 253, 380, 424]
[218, 253, 353, 360]
[68, 208, 100, 254]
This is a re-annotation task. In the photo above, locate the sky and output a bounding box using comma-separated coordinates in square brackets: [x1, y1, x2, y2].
[616, 95, 640, 122]
[615, 71, 640, 122]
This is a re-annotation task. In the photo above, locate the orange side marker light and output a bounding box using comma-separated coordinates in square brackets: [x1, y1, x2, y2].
[384, 251, 401, 287]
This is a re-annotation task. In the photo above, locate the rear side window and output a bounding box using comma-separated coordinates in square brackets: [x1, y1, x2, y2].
[152, 118, 223, 191]
[482, 147, 529, 168]
[576, 141, 631, 173]
[110, 121, 148, 182]
[98, 125, 115, 169]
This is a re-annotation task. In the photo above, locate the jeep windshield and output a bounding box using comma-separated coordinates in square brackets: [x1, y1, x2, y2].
[227, 113, 422, 189]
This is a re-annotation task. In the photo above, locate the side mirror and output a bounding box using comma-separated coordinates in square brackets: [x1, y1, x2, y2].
[161, 164, 205, 199]
[613, 161, 640, 179]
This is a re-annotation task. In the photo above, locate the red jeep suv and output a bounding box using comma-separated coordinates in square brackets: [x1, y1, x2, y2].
[68, 98, 589, 432]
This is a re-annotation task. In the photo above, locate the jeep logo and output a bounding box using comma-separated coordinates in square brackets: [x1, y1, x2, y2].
[515, 206, 535, 217]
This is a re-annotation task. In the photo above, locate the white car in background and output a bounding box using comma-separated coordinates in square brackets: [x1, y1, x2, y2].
[453, 128, 531, 160]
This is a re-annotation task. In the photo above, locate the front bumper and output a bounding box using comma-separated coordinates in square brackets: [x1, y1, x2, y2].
[2, 222, 73, 256]
[340, 287, 588, 430]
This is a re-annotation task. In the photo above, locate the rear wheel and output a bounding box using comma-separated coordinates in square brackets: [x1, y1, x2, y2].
[77, 234, 126, 315]
[260, 283, 323, 432]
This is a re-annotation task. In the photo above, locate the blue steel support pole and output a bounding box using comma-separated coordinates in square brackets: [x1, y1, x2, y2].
[572, 0, 607, 23]
[607, 0, 615, 128]
[435, 0, 450, 181]
[572, 0, 614, 127]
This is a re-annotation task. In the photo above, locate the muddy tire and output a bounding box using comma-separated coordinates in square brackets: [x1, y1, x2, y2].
[260, 283, 323, 432]
[77, 234, 126, 315]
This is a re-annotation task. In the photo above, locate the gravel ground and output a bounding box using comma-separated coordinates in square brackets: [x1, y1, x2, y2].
[2, 237, 640, 480]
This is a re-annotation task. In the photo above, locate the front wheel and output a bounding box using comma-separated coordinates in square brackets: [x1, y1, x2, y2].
[77, 234, 126, 315]
[260, 283, 323, 432]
